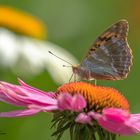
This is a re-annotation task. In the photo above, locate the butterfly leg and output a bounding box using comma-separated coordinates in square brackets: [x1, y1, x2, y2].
[89, 79, 97, 85]
[94, 79, 97, 85]
[74, 74, 77, 82]
[69, 73, 74, 83]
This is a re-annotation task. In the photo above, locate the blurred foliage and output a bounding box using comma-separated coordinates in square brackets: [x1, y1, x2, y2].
[0, 0, 140, 140]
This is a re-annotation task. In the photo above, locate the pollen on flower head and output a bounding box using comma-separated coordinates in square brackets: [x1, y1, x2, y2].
[0, 6, 47, 39]
[56, 82, 129, 112]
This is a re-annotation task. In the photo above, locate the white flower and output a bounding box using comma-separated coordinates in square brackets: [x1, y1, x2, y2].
[0, 28, 78, 84]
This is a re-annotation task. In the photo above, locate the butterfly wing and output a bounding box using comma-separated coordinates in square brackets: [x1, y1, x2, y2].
[80, 20, 132, 80]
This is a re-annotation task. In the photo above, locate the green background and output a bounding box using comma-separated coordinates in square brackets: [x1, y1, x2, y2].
[0, 0, 139, 140]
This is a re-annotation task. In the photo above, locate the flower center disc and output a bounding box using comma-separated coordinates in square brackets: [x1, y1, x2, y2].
[56, 82, 129, 112]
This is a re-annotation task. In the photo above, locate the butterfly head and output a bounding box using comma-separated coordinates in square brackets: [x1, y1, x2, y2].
[72, 65, 80, 75]
[72, 65, 93, 80]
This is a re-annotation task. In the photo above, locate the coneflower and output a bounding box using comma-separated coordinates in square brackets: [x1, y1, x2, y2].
[0, 79, 139, 140]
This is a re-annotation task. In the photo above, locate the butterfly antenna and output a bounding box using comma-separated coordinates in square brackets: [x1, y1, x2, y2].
[48, 51, 73, 66]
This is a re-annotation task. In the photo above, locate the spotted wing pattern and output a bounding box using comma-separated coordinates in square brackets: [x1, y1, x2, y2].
[80, 20, 132, 80]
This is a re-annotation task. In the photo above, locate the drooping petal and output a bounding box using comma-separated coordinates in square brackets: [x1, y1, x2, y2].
[75, 112, 92, 124]
[0, 80, 59, 114]
[0, 108, 41, 117]
[94, 108, 140, 135]
[71, 94, 86, 111]
[18, 78, 56, 98]
[0, 80, 57, 106]
[7, 85, 57, 105]
[28, 104, 58, 112]
[0, 84, 30, 106]
[125, 114, 140, 133]
[41, 105, 59, 111]
[0, 83, 41, 105]
[2, 79, 55, 99]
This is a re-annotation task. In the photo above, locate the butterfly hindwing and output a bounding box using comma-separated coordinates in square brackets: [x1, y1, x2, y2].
[80, 20, 132, 80]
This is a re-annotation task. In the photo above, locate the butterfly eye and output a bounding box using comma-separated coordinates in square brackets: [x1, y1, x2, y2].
[114, 35, 118, 38]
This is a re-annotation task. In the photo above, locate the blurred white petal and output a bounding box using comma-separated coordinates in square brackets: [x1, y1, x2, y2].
[0, 28, 19, 67]
[37, 40, 78, 84]
[0, 28, 78, 84]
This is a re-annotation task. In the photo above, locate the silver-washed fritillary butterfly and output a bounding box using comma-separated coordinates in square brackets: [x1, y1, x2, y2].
[72, 19, 132, 80]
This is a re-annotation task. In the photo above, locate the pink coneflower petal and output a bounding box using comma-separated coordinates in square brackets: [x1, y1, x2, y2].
[28, 104, 58, 111]
[0, 86, 29, 106]
[125, 114, 140, 133]
[18, 79, 56, 98]
[0, 80, 58, 117]
[1, 81, 56, 105]
[10, 86, 57, 105]
[57, 93, 72, 111]
[0, 81, 57, 106]
[41, 105, 58, 111]
[94, 108, 140, 135]
[75, 112, 92, 124]
[57, 93, 86, 111]
[0, 108, 41, 117]
[71, 94, 86, 112]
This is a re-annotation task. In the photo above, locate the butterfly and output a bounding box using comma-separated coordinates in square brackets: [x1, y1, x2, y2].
[72, 20, 132, 80]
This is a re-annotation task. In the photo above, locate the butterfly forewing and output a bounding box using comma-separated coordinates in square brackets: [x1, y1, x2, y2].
[78, 20, 132, 80]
